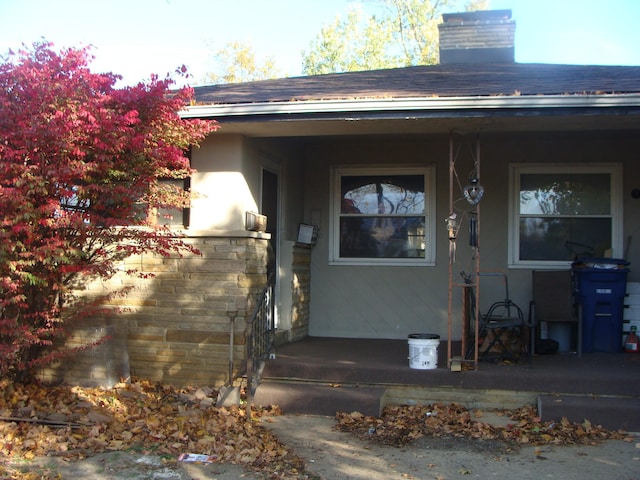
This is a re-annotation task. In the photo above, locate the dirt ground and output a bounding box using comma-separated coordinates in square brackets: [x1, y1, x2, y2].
[6, 414, 640, 480]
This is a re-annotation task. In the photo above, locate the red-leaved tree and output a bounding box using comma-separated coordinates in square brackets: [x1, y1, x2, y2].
[0, 42, 217, 380]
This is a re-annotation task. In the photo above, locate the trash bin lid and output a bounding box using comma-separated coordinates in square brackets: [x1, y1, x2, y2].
[408, 334, 440, 340]
[572, 257, 630, 270]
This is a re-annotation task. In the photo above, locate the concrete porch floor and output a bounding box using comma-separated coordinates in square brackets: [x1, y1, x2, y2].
[254, 337, 640, 431]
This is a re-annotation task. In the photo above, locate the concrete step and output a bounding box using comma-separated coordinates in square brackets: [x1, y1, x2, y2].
[254, 381, 639, 432]
[382, 385, 539, 411]
[253, 381, 384, 417]
[538, 394, 640, 432]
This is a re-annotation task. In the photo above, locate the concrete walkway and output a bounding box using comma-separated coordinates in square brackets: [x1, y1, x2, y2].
[264, 414, 640, 480]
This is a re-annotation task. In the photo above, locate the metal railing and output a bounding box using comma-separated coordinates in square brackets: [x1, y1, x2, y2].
[245, 273, 275, 411]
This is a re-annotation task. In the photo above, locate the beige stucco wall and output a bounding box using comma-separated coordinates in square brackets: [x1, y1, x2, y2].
[190, 134, 262, 232]
[301, 131, 640, 341]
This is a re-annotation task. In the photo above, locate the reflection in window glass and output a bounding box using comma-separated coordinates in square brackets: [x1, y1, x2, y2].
[152, 179, 188, 227]
[519, 217, 612, 261]
[339, 174, 426, 259]
[341, 175, 425, 215]
[511, 166, 619, 265]
[520, 173, 610, 215]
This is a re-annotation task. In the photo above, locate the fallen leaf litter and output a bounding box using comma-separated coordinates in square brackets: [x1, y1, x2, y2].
[335, 402, 630, 448]
[0, 378, 306, 479]
[0, 378, 633, 480]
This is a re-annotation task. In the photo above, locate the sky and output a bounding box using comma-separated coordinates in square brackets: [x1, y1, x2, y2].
[1, 0, 639, 87]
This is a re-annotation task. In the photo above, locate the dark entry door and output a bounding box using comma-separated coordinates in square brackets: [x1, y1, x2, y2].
[261, 168, 278, 326]
[261, 169, 278, 258]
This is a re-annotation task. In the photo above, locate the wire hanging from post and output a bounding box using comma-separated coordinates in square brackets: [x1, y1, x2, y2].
[464, 147, 482, 250]
[469, 212, 478, 247]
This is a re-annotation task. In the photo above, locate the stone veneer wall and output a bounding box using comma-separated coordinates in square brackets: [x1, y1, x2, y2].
[289, 245, 311, 341]
[40, 235, 270, 388]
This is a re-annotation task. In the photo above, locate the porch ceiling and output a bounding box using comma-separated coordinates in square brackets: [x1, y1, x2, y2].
[208, 111, 639, 138]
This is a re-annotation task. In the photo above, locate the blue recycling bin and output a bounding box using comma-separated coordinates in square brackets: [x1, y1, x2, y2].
[572, 258, 630, 353]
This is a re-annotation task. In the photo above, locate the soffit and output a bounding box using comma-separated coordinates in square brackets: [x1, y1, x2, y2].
[207, 110, 640, 138]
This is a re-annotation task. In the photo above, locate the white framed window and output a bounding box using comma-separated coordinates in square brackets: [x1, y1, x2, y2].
[329, 165, 436, 266]
[508, 163, 623, 268]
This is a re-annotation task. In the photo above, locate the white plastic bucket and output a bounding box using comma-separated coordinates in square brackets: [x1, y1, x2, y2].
[408, 334, 440, 370]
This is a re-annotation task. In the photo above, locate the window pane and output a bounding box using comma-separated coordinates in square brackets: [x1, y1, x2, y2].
[341, 175, 425, 215]
[520, 173, 610, 215]
[155, 179, 186, 226]
[156, 206, 185, 226]
[340, 216, 425, 258]
[519, 217, 612, 261]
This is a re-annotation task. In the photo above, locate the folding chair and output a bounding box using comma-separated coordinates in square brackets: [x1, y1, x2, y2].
[475, 272, 531, 362]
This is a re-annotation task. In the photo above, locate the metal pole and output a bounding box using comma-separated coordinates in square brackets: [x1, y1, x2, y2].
[447, 131, 454, 367]
[227, 309, 238, 385]
[474, 138, 481, 368]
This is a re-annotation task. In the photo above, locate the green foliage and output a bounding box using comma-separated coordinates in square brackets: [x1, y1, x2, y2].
[0, 42, 217, 380]
[302, 5, 397, 75]
[302, 0, 490, 75]
[202, 40, 282, 84]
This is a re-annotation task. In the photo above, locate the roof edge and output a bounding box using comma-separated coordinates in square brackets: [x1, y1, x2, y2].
[180, 94, 640, 119]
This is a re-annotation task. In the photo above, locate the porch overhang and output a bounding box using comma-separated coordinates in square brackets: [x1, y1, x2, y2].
[181, 94, 640, 137]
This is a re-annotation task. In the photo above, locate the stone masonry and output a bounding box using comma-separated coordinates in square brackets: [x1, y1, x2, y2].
[40, 235, 271, 388]
[290, 245, 311, 342]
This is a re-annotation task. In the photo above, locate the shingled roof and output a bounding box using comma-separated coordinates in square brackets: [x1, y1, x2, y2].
[193, 62, 640, 106]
